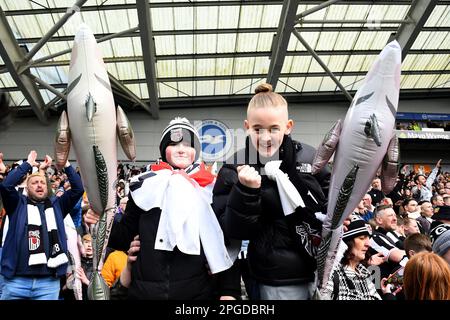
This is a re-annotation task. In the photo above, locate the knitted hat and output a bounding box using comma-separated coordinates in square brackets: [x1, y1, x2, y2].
[159, 117, 201, 162]
[429, 223, 450, 257]
[343, 215, 372, 242]
[431, 205, 450, 221]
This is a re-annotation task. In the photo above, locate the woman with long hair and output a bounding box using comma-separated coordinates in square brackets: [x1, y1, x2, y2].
[403, 251, 450, 300]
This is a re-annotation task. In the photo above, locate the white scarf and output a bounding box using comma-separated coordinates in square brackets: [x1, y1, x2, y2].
[27, 203, 68, 268]
[264, 160, 306, 216]
[130, 169, 233, 274]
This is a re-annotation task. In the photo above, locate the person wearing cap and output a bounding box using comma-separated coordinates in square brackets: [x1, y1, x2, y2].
[322, 216, 384, 300]
[86, 117, 240, 300]
[411, 159, 441, 202]
[430, 204, 450, 230]
[429, 211, 450, 265]
[0, 150, 83, 300]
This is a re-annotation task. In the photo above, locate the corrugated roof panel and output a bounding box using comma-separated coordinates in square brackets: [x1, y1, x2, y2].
[411, 32, 431, 49]
[320, 77, 338, 91]
[173, 7, 193, 30]
[309, 56, 330, 72]
[116, 62, 138, 80]
[175, 35, 194, 54]
[382, 5, 410, 20]
[139, 83, 149, 99]
[158, 82, 178, 98]
[299, 4, 326, 20]
[216, 34, 237, 53]
[281, 56, 294, 74]
[413, 74, 439, 89]
[334, 32, 359, 50]
[154, 35, 176, 55]
[196, 6, 218, 30]
[288, 32, 319, 51]
[98, 41, 114, 57]
[217, 6, 240, 29]
[6, 15, 40, 38]
[256, 32, 275, 51]
[231, 79, 252, 95]
[196, 34, 217, 54]
[177, 81, 194, 97]
[253, 57, 270, 74]
[131, 38, 143, 56]
[8, 91, 26, 106]
[31, 67, 62, 84]
[339, 76, 359, 90]
[157, 60, 177, 78]
[325, 4, 349, 20]
[344, 4, 369, 19]
[134, 61, 145, 79]
[420, 32, 450, 49]
[433, 74, 450, 88]
[215, 58, 233, 76]
[103, 10, 134, 33]
[123, 83, 141, 98]
[424, 5, 448, 27]
[108, 38, 135, 57]
[345, 55, 368, 72]
[286, 77, 306, 92]
[327, 55, 347, 73]
[261, 5, 282, 27]
[316, 32, 339, 50]
[196, 80, 214, 96]
[353, 32, 376, 50]
[196, 59, 215, 76]
[276, 78, 287, 92]
[369, 32, 392, 49]
[236, 33, 259, 52]
[176, 59, 194, 77]
[44, 42, 72, 61]
[401, 75, 421, 89]
[214, 80, 231, 95]
[151, 8, 175, 31]
[303, 77, 322, 92]
[233, 57, 255, 75]
[0, 73, 17, 87]
[39, 89, 54, 104]
[105, 62, 119, 78]
[284, 56, 312, 73]
[3, 0, 31, 10]
[238, 5, 264, 29]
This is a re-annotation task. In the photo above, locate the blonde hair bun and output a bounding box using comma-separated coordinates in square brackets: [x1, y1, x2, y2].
[255, 83, 273, 94]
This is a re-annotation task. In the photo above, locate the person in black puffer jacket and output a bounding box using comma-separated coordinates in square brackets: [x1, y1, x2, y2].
[93, 117, 241, 300]
[213, 83, 330, 300]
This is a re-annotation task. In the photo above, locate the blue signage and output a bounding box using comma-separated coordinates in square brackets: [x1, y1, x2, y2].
[396, 112, 450, 121]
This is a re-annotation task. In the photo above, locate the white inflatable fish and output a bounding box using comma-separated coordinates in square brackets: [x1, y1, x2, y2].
[313, 40, 402, 295]
[54, 24, 136, 300]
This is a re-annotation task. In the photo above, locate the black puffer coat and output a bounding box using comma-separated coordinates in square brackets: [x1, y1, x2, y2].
[108, 190, 240, 300]
[213, 135, 330, 286]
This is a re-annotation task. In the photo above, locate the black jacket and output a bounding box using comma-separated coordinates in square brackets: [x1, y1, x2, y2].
[213, 135, 330, 286]
[107, 192, 240, 300]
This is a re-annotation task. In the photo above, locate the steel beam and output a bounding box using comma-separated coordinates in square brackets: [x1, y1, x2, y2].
[392, 0, 439, 61]
[0, 8, 48, 124]
[136, 0, 160, 118]
[292, 30, 352, 101]
[267, 0, 300, 89]
[108, 73, 149, 111]
[23, 0, 88, 62]
[4, 2, 449, 16]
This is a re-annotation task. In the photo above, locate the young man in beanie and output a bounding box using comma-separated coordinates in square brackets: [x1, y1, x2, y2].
[429, 206, 450, 265]
[0, 150, 83, 300]
[86, 117, 240, 300]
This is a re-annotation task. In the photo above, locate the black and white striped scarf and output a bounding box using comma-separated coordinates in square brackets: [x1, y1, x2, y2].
[27, 199, 68, 268]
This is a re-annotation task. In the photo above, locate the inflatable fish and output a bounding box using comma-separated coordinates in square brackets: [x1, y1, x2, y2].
[313, 40, 402, 295]
[54, 24, 136, 299]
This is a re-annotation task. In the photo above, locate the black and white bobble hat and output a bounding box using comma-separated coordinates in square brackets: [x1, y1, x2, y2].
[342, 215, 372, 242]
[159, 117, 201, 162]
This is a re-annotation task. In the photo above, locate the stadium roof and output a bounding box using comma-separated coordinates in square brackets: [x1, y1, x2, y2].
[0, 0, 449, 122]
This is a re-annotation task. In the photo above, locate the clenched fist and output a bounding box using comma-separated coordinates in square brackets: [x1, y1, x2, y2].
[237, 165, 261, 189]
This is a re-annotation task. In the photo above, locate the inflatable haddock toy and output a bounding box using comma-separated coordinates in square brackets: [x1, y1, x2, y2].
[312, 40, 402, 297]
[54, 24, 136, 300]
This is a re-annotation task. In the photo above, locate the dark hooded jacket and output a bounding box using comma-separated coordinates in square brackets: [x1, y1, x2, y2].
[212, 135, 330, 285]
